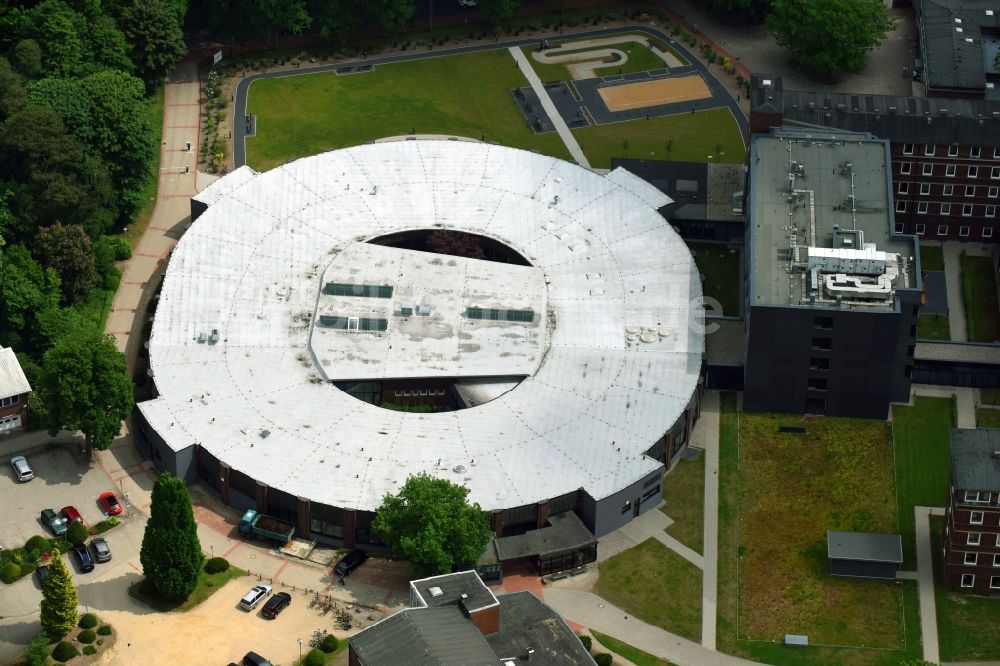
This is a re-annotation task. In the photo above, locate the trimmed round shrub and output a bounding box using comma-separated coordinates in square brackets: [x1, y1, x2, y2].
[594, 653, 613, 666]
[52, 641, 79, 662]
[0, 562, 22, 584]
[97, 625, 112, 636]
[319, 633, 339, 653]
[302, 648, 326, 666]
[78, 613, 98, 629]
[203, 557, 230, 574]
[67, 521, 89, 546]
[25, 535, 48, 553]
[578, 634, 592, 651]
[77, 629, 96, 644]
[83, 645, 97, 655]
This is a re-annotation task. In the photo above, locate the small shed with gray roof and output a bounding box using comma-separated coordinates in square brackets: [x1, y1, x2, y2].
[827, 530, 903, 579]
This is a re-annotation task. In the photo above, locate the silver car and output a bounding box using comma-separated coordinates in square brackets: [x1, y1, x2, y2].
[10, 456, 33, 482]
[90, 538, 111, 563]
[239, 584, 272, 611]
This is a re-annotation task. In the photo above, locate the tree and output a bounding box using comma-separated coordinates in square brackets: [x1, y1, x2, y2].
[36, 7, 86, 77]
[140, 473, 203, 601]
[372, 473, 492, 576]
[119, 0, 186, 89]
[12, 39, 42, 78]
[26, 77, 95, 145]
[478, 0, 520, 27]
[0, 57, 25, 121]
[767, 0, 893, 78]
[25, 631, 50, 666]
[367, 0, 414, 36]
[67, 520, 89, 545]
[312, 0, 357, 49]
[40, 555, 77, 638]
[0, 244, 61, 350]
[426, 230, 486, 260]
[258, 0, 311, 50]
[35, 224, 98, 304]
[36, 331, 133, 454]
[89, 16, 134, 74]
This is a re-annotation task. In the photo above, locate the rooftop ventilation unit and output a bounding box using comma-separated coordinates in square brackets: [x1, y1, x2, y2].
[400, 300, 414, 316]
[429, 586, 444, 597]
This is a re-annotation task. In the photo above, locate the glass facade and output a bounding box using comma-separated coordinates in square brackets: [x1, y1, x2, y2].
[323, 283, 393, 298]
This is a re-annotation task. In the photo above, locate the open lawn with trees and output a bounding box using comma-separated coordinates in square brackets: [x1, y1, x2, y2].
[245, 49, 570, 171]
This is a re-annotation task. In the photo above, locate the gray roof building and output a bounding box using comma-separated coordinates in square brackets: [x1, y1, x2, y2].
[950, 427, 1000, 491]
[916, 0, 1000, 98]
[827, 531, 904, 563]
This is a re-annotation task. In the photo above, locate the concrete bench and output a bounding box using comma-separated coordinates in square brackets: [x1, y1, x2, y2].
[784, 635, 809, 647]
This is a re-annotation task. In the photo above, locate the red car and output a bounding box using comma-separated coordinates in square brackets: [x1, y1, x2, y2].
[60, 506, 83, 524]
[98, 492, 123, 516]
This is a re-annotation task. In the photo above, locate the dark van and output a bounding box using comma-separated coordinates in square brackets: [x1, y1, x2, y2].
[242, 652, 272, 666]
[334, 549, 368, 576]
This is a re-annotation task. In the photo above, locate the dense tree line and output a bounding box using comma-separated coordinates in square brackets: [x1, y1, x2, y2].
[0, 0, 186, 450]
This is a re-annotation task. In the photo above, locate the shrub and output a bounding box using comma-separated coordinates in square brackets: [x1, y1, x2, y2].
[25, 535, 49, 553]
[1, 562, 22, 583]
[319, 633, 339, 653]
[52, 641, 79, 662]
[302, 648, 326, 666]
[78, 613, 98, 629]
[94, 518, 120, 534]
[97, 624, 112, 636]
[67, 521, 89, 546]
[104, 270, 121, 291]
[578, 634, 592, 651]
[47, 538, 71, 554]
[204, 557, 230, 574]
[77, 629, 96, 644]
[110, 237, 132, 260]
[83, 645, 97, 655]
[594, 654, 613, 666]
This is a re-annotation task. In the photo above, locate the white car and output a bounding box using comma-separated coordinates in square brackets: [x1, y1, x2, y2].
[10, 456, 33, 482]
[239, 584, 272, 611]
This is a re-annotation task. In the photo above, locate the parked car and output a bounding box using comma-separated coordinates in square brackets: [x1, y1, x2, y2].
[60, 506, 83, 524]
[90, 537, 111, 563]
[35, 565, 49, 586]
[334, 549, 368, 577]
[97, 492, 122, 516]
[239, 584, 272, 611]
[40, 509, 68, 536]
[261, 591, 291, 619]
[70, 544, 94, 572]
[242, 652, 272, 666]
[9, 455, 33, 482]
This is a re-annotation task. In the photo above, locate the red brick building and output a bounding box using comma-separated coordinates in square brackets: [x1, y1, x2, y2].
[0, 347, 31, 432]
[943, 428, 1000, 594]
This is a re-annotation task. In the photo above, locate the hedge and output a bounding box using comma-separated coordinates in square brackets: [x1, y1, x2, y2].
[303, 648, 326, 666]
[52, 641, 79, 662]
[97, 625, 113, 636]
[1, 562, 21, 584]
[319, 633, 339, 653]
[78, 614, 98, 629]
[204, 557, 230, 574]
[77, 629, 96, 644]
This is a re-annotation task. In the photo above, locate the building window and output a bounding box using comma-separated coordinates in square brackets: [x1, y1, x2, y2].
[992, 167, 1000, 179]
[920, 183, 931, 196]
[807, 378, 828, 391]
[918, 202, 929, 214]
[903, 143, 914, 155]
[946, 164, 957, 177]
[972, 146, 982, 158]
[993, 577, 1000, 589]
[944, 184, 954, 196]
[994, 553, 1000, 567]
[972, 511, 985, 525]
[965, 491, 991, 503]
[966, 185, 976, 197]
[894, 222, 905, 233]
[923, 163, 934, 176]
[948, 144, 959, 157]
[898, 181, 909, 194]
[901, 162, 912, 175]
[814, 316, 834, 330]
[969, 166, 979, 178]
[991, 186, 1000, 198]
[916, 224, 926, 235]
[937, 225, 948, 236]
[969, 532, 982, 545]
[966, 552, 979, 566]
[811, 337, 832, 351]
[986, 227, 995, 238]
[988, 206, 996, 218]
[0, 395, 21, 408]
[961, 574, 975, 587]
[941, 203, 952, 215]
[960, 226, 971, 237]
[809, 357, 830, 371]
[963, 204, 974, 216]
[995, 147, 1000, 159]
[925, 145, 936, 156]
[896, 201, 907, 213]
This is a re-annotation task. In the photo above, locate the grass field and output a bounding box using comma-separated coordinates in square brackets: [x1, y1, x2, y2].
[961, 252, 1000, 343]
[661, 450, 704, 554]
[891, 396, 953, 568]
[595, 538, 702, 642]
[689, 242, 741, 316]
[916, 313, 950, 340]
[522, 41, 668, 82]
[573, 107, 745, 168]
[978, 408, 1000, 428]
[590, 630, 672, 666]
[246, 50, 570, 171]
[983, 388, 1000, 406]
[919, 245, 945, 272]
[129, 565, 247, 612]
[932, 516, 1000, 661]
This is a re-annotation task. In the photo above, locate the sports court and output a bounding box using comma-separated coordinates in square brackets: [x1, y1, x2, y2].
[598, 74, 711, 111]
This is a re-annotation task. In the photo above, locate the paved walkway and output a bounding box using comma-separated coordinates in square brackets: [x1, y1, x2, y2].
[912, 384, 977, 428]
[942, 242, 969, 342]
[699, 391, 721, 650]
[915, 505, 946, 665]
[509, 46, 590, 168]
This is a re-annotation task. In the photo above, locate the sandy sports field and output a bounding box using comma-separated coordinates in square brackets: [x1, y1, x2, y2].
[599, 75, 711, 111]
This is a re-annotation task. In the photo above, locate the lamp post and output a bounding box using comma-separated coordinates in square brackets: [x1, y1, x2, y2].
[298, 638, 303, 660]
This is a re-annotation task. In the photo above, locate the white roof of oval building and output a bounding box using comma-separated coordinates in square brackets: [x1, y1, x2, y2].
[140, 140, 704, 512]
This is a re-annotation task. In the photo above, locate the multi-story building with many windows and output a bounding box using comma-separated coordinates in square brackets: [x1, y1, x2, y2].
[943, 427, 1000, 594]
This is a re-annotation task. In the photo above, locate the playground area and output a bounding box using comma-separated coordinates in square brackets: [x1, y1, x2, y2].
[599, 75, 711, 111]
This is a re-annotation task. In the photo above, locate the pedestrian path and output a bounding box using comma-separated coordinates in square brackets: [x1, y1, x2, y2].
[508, 46, 591, 168]
[699, 391, 721, 650]
[915, 505, 946, 665]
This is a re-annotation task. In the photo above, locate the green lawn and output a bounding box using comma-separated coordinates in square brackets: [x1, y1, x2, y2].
[595, 538, 702, 642]
[978, 408, 1000, 428]
[982, 388, 1000, 406]
[590, 630, 672, 666]
[660, 449, 704, 554]
[688, 242, 741, 316]
[961, 252, 1000, 342]
[916, 313, 950, 340]
[521, 34, 687, 83]
[573, 108, 745, 168]
[932, 516, 1000, 661]
[246, 49, 570, 171]
[128, 565, 247, 612]
[891, 396, 953, 568]
[919, 245, 945, 272]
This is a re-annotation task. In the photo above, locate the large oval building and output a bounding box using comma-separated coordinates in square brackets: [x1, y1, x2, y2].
[136, 140, 704, 548]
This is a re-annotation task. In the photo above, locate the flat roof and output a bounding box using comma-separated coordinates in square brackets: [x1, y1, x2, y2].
[950, 428, 1000, 492]
[827, 531, 903, 563]
[748, 129, 918, 311]
[917, 0, 999, 93]
[0, 347, 30, 400]
[410, 571, 498, 613]
[142, 140, 703, 513]
[494, 511, 596, 561]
